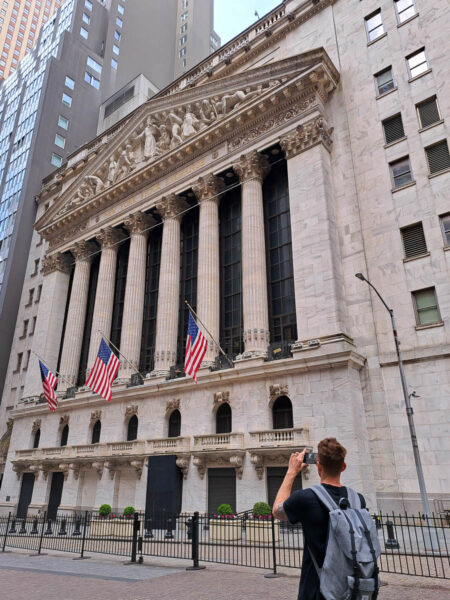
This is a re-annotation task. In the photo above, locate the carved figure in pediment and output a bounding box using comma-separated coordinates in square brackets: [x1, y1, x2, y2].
[85, 175, 105, 194]
[167, 111, 183, 148]
[197, 99, 216, 130]
[117, 143, 135, 179]
[181, 104, 200, 139]
[213, 88, 258, 116]
[75, 179, 93, 203]
[156, 124, 171, 153]
[137, 117, 159, 160]
[107, 155, 118, 185]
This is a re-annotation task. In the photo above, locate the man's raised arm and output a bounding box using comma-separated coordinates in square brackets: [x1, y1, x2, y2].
[272, 449, 306, 521]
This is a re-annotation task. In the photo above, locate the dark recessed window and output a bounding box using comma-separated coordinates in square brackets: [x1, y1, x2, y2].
[216, 403, 232, 434]
[60, 424, 69, 447]
[127, 415, 138, 441]
[375, 67, 395, 96]
[383, 114, 405, 145]
[425, 140, 450, 175]
[32, 428, 40, 449]
[401, 223, 427, 258]
[273, 396, 293, 430]
[439, 214, 450, 246]
[91, 420, 101, 444]
[413, 288, 441, 326]
[168, 410, 181, 438]
[389, 156, 413, 188]
[416, 96, 441, 129]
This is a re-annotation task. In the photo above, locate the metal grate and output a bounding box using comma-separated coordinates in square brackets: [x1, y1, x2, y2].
[401, 223, 427, 258]
[417, 96, 440, 128]
[426, 140, 450, 174]
[383, 114, 405, 144]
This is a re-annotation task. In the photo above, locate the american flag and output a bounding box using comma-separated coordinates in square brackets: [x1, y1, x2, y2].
[184, 312, 207, 383]
[39, 360, 58, 412]
[85, 338, 120, 402]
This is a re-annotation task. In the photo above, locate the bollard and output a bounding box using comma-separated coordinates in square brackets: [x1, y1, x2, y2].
[385, 520, 400, 549]
[144, 518, 153, 539]
[164, 517, 174, 540]
[30, 518, 39, 535]
[130, 512, 140, 563]
[2, 513, 11, 552]
[185, 517, 193, 541]
[8, 519, 16, 534]
[73, 516, 81, 536]
[186, 512, 205, 571]
[44, 518, 53, 536]
[19, 519, 27, 534]
[138, 535, 144, 564]
[58, 518, 67, 536]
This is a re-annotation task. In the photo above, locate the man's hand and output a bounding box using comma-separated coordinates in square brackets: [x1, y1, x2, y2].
[272, 448, 307, 521]
[287, 449, 307, 477]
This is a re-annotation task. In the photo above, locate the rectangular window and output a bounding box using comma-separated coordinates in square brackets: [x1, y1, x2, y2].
[55, 133, 65, 148]
[26, 288, 34, 306]
[82, 12, 90, 24]
[62, 92, 72, 106]
[58, 115, 69, 130]
[64, 75, 75, 90]
[112, 43, 119, 55]
[375, 67, 395, 96]
[35, 284, 42, 303]
[85, 0, 92, 10]
[117, 4, 124, 15]
[365, 10, 384, 42]
[114, 30, 121, 41]
[389, 156, 413, 188]
[180, 23, 187, 34]
[180, 35, 187, 46]
[85, 71, 100, 89]
[401, 222, 428, 258]
[21, 319, 29, 338]
[30, 316, 36, 335]
[14, 352, 23, 372]
[87, 55, 102, 73]
[382, 114, 405, 144]
[181, 11, 188, 21]
[80, 26, 88, 38]
[111, 57, 118, 69]
[407, 48, 429, 78]
[440, 214, 450, 246]
[425, 140, 450, 175]
[416, 96, 441, 129]
[181, 0, 188, 8]
[394, 0, 416, 24]
[51, 152, 62, 167]
[23, 350, 31, 371]
[413, 288, 441, 326]
[179, 47, 186, 57]
[116, 16, 122, 27]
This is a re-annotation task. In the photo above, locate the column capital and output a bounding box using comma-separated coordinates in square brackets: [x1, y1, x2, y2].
[96, 226, 126, 249]
[70, 240, 97, 262]
[156, 194, 187, 221]
[124, 211, 153, 236]
[233, 150, 270, 183]
[41, 252, 72, 276]
[192, 173, 225, 203]
[280, 115, 333, 159]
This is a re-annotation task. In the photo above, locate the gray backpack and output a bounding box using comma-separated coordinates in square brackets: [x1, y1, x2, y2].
[308, 485, 381, 600]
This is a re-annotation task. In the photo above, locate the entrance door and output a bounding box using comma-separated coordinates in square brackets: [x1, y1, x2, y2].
[208, 468, 236, 514]
[267, 466, 302, 508]
[17, 473, 35, 519]
[145, 456, 183, 526]
[47, 472, 64, 520]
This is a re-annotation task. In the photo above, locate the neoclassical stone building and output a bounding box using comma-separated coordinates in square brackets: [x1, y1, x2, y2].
[1, 0, 449, 518]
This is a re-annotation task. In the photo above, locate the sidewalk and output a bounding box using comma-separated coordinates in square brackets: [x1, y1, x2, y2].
[0, 550, 448, 599]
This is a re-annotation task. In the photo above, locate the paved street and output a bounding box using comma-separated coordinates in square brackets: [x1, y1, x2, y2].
[0, 550, 448, 600]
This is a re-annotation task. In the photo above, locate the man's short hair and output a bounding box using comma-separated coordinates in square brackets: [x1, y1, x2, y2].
[318, 438, 347, 476]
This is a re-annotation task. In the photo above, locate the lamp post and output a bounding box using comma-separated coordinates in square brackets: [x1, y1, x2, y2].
[355, 272, 431, 517]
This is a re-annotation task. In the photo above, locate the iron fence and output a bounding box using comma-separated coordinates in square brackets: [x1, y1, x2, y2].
[0, 510, 448, 579]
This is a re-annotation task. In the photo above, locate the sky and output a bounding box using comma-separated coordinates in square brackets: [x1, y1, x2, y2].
[214, 0, 282, 45]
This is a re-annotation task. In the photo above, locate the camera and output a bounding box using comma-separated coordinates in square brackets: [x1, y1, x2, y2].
[304, 452, 318, 464]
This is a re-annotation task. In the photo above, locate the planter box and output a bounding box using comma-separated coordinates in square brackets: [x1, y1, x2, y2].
[89, 518, 134, 538]
[209, 518, 242, 541]
[246, 520, 279, 543]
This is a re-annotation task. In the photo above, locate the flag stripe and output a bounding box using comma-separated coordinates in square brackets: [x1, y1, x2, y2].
[85, 338, 120, 402]
[184, 312, 207, 383]
[39, 360, 58, 412]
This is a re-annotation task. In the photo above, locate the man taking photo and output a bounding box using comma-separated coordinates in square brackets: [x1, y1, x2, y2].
[273, 438, 368, 600]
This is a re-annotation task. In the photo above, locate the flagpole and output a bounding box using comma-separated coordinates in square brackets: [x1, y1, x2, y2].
[184, 300, 234, 368]
[31, 349, 73, 388]
[98, 330, 146, 380]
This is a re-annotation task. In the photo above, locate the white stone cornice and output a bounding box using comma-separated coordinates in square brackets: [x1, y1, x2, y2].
[280, 115, 333, 158]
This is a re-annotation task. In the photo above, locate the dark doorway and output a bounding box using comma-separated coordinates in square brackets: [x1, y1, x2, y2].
[208, 468, 236, 515]
[47, 472, 64, 520]
[145, 456, 183, 527]
[267, 466, 302, 508]
[17, 473, 35, 519]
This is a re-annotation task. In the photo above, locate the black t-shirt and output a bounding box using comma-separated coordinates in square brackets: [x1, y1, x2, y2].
[283, 484, 366, 600]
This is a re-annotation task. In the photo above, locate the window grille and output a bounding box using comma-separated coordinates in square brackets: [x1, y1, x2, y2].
[425, 140, 450, 175]
[401, 223, 427, 258]
[383, 114, 405, 144]
[416, 96, 441, 129]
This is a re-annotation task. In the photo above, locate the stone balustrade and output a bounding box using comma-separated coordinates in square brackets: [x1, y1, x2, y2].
[248, 428, 309, 448]
[193, 433, 244, 451]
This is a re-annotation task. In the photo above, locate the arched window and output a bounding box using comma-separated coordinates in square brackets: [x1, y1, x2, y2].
[60, 425, 69, 447]
[168, 410, 181, 438]
[216, 403, 232, 434]
[91, 420, 101, 444]
[127, 415, 138, 441]
[32, 429, 40, 449]
[272, 396, 293, 430]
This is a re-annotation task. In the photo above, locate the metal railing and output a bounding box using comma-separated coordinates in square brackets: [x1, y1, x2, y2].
[0, 510, 448, 578]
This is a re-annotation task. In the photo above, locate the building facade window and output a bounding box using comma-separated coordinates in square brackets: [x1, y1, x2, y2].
[82, 12, 90, 24]
[111, 58, 118, 69]
[127, 415, 138, 441]
[389, 156, 413, 188]
[179, 47, 186, 57]
[140, 229, 162, 373]
[425, 140, 450, 175]
[181, 11, 188, 21]
[401, 222, 427, 258]
[58, 115, 68, 129]
[180, 35, 187, 46]
[168, 410, 181, 438]
[54, 133, 65, 148]
[112, 43, 119, 55]
[413, 288, 441, 326]
[416, 96, 441, 129]
[110, 239, 130, 351]
[87, 55, 102, 73]
[51, 152, 62, 167]
[374, 67, 395, 96]
[114, 30, 121, 41]
[84, 71, 100, 88]
[80, 26, 88, 38]
[180, 23, 187, 34]
[272, 396, 293, 430]
[407, 48, 429, 78]
[440, 213, 450, 246]
[216, 403, 232, 434]
[116, 16, 122, 27]
[62, 92, 72, 106]
[32, 428, 40, 449]
[91, 420, 101, 444]
[85, 0, 92, 10]
[365, 10, 384, 42]
[382, 114, 405, 144]
[60, 425, 69, 447]
[394, 0, 416, 24]
[64, 75, 75, 89]
[117, 4, 124, 15]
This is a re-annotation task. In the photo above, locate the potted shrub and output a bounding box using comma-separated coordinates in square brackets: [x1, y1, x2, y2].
[90, 504, 134, 538]
[246, 502, 279, 543]
[209, 503, 242, 542]
[123, 506, 135, 519]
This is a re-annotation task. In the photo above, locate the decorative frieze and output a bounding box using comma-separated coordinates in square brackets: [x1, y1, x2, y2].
[280, 115, 333, 158]
[41, 253, 72, 276]
[233, 150, 270, 183]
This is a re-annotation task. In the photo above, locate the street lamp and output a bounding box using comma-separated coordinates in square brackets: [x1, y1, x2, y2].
[355, 272, 431, 517]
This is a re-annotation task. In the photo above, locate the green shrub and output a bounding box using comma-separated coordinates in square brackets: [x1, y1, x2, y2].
[216, 503, 233, 516]
[123, 506, 135, 517]
[253, 502, 272, 517]
[98, 503, 112, 517]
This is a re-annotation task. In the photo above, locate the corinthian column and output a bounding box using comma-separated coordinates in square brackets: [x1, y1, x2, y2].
[118, 212, 153, 380]
[193, 174, 225, 366]
[233, 150, 270, 357]
[87, 227, 125, 375]
[59, 241, 97, 390]
[152, 194, 187, 376]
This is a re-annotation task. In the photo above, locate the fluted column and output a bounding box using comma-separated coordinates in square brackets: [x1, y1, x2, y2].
[152, 194, 187, 376]
[118, 212, 153, 380]
[59, 241, 97, 391]
[193, 174, 225, 366]
[87, 227, 125, 375]
[233, 150, 270, 357]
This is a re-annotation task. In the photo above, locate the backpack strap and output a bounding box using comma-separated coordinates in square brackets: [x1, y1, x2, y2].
[342, 511, 361, 600]
[347, 487, 362, 509]
[354, 511, 380, 599]
[309, 484, 339, 512]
